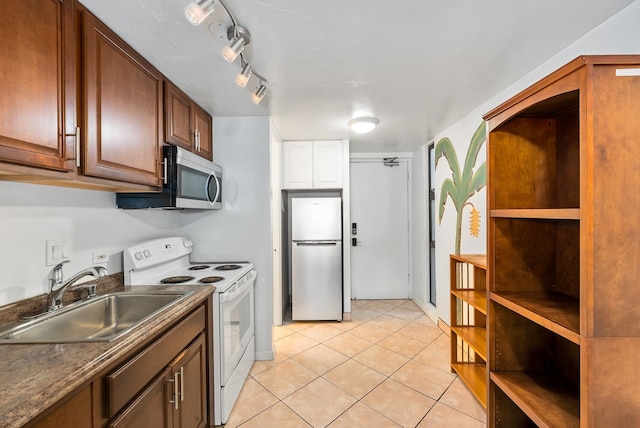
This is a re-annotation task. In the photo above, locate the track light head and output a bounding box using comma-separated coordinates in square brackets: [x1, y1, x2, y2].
[184, 0, 215, 26]
[221, 26, 251, 63]
[251, 84, 267, 105]
[236, 63, 252, 88]
[221, 37, 244, 63]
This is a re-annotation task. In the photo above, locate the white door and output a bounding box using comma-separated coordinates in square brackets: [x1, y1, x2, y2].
[350, 160, 410, 299]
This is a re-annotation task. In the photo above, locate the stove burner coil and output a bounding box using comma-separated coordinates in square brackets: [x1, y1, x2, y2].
[160, 276, 195, 284]
[188, 265, 211, 271]
[215, 264, 242, 271]
[199, 276, 225, 284]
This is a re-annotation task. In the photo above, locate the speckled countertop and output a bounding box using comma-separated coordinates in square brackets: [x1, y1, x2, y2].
[0, 275, 214, 428]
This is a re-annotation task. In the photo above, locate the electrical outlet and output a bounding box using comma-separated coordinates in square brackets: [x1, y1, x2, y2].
[46, 238, 71, 266]
[92, 250, 109, 264]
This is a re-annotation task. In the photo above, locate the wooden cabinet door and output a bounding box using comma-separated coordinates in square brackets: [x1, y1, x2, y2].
[194, 106, 213, 161]
[173, 334, 208, 428]
[164, 81, 194, 151]
[82, 10, 162, 187]
[0, 0, 75, 171]
[108, 367, 173, 428]
[283, 141, 313, 189]
[312, 140, 343, 188]
[29, 385, 93, 428]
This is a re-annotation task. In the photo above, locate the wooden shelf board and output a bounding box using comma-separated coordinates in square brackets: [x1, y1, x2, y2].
[451, 363, 487, 408]
[490, 291, 580, 344]
[491, 209, 580, 220]
[491, 371, 579, 428]
[451, 289, 487, 313]
[452, 326, 487, 359]
[450, 254, 486, 269]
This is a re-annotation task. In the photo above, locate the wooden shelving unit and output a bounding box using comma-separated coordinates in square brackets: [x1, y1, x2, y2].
[483, 55, 640, 427]
[450, 254, 487, 408]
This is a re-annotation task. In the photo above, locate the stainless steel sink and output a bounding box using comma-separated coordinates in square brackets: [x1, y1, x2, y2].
[0, 291, 192, 343]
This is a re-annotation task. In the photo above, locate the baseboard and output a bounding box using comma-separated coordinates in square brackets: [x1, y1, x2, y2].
[255, 346, 275, 361]
[437, 318, 451, 336]
[412, 298, 438, 325]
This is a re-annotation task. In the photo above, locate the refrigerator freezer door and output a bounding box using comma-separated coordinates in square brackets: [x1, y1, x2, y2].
[291, 197, 342, 241]
[292, 241, 343, 321]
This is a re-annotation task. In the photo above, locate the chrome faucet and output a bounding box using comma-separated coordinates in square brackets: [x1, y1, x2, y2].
[47, 261, 108, 311]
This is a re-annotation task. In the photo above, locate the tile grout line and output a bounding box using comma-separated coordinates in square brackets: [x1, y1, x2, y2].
[228, 300, 485, 427]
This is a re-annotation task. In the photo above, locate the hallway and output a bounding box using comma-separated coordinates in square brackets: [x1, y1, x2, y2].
[223, 299, 486, 427]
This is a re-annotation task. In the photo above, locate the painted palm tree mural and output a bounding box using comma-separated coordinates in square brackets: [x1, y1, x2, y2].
[436, 121, 487, 255]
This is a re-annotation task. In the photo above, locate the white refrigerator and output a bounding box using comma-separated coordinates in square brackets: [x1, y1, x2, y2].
[291, 197, 343, 321]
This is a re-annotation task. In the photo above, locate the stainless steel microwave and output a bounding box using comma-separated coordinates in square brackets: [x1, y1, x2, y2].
[116, 145, 222, 210]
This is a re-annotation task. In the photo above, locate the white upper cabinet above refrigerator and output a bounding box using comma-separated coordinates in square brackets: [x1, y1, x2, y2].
[283, 140, 343, 189]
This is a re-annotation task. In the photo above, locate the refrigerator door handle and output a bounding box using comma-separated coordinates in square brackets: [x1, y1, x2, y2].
[295, 241, 339, 246]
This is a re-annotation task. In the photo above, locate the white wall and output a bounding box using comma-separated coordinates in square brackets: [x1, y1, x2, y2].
[422, 0, 640, 325]
[181, 116, 274, 360]
[0, 182, 181, 306]
[409, 146, 430, 313]
[0, 116, 275, 360]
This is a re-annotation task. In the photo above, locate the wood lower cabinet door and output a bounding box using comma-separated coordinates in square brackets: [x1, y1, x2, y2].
[81, 10, 162, 187]
[0, 0, 75, 171]
[28, 385, 93, 428]
[173, 333, 208, 428]
[108, 367, 173, 428]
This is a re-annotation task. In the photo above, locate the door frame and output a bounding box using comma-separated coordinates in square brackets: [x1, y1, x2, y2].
[349, 153, 413, 300]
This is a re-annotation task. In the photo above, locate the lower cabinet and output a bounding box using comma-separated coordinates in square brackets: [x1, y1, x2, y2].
[27, 301, 210, 428]
[27, 385, 94, 428]
[108, 333, 207, 428]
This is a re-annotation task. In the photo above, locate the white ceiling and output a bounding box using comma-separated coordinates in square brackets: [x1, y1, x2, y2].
[79, 0, 634, 153]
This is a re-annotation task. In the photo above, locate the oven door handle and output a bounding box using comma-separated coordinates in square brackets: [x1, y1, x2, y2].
[219, 270, 256, 303]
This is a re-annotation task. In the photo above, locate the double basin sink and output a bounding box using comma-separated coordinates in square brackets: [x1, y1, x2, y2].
[0, 291, 192, 343]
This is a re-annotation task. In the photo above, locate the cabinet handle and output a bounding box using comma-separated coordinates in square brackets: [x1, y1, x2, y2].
[168, 372, 179, 410]
[162, 157, 168, 185]
[196, 130, 200, 152]
[179, 366, 184, 402]
[75, 126, 81, 167]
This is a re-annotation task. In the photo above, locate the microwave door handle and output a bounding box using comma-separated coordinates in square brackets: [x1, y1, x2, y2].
[206, 172, 220, 205]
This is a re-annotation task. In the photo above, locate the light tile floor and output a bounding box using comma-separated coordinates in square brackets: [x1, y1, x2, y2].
[222, 299, 486, 428]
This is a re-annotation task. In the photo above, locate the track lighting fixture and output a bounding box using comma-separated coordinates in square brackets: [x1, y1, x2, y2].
[235, 62, 252, 88]
[348, 117, 379, 134]
[251, 83, 267, 105]
[183, 0, 215, 26]
[183, 0, 269, 104]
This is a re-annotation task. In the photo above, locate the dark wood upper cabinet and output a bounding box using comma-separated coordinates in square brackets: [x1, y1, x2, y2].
[193, 105, 213, 161]
[0, 0, 76, 171]
[164, 81, 213, 161]
[81, 9, 162, 187]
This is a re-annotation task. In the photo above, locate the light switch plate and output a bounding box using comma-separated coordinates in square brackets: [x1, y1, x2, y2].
[46, 238, 71, 266]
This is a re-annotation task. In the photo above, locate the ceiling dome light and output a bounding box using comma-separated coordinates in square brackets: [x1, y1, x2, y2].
[251, 84, 266, 105]
[235, 63, 252, 88]
[184, 0, 215, 26]
[349, 117, 379, 134]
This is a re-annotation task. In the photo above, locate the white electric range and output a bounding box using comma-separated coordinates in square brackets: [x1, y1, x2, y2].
[123, 237, 256, 426]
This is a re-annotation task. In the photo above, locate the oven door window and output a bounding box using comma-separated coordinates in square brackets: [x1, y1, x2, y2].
[221, 285, 254, 384]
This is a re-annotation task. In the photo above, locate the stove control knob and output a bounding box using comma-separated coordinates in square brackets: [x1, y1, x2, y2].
[183, 240, 194, 248]
[135, 251, 144, 261]
[143, 249, 152, 258]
